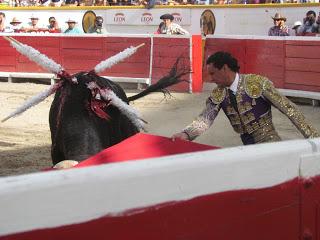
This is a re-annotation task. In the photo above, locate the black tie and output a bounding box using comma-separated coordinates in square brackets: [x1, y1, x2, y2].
[228, 89, 238, 112]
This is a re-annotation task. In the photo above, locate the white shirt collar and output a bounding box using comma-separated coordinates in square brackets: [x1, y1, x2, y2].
[229, 73, 239, 94]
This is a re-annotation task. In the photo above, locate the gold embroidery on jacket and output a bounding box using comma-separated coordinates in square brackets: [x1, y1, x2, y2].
[244, 75, 264, 99]
[262, 78, 320, 138]
[211, 87, 226, 105]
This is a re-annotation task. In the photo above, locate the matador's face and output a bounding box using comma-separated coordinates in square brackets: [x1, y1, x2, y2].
[207, 63, 229, 87]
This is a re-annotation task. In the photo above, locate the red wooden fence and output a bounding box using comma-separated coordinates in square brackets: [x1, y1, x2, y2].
[204, 37, 320, 93]
[0, 35, 203, 92]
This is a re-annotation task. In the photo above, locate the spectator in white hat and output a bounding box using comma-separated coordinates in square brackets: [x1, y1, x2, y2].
[64, 19, 82, 34]
[291, 21, 302, 36]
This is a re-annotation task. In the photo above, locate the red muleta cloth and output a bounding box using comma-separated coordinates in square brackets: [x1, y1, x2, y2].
[75, 133, 219, 168]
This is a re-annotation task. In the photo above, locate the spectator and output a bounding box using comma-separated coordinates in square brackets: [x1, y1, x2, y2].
[298, 10, 319, 35]
[158, 13, 189, 35]
[154, 22, 165, 34]
[50, 0, 62, 6]
[62, 0, 80, 5]
[268, 13, 289, 36]
[21, 15, 41, 33]
[39, 0, 51, 6]
[64, 19, 81, 34]
[0, 12, 11, 33]
[80, 0, 94, 5]
[47, 16, 61, 33]
[87, 16, 107, 34]
[94, 0, 108, 5]
[9, 17, 22, 33]
[291, 21, 302, 36]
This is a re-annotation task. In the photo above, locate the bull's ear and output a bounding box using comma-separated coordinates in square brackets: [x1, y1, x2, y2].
[3, 36, 65, 75]
[93, 43, 145, 74]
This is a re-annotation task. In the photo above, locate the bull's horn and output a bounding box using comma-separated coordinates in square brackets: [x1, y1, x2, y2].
[3, 36, 64, 75]
[94, 43, 145, 74]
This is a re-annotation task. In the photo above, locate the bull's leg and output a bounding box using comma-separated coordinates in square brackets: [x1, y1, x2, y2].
[51, 144, 65, 166]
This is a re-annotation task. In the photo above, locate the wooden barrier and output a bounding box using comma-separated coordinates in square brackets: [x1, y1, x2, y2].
[0, 34, 203, 92]
[0, 137, 319, 239]
[204, 36, 320, 95]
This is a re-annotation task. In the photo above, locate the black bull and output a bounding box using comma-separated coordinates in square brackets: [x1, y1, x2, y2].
[49, 65, 188, 165]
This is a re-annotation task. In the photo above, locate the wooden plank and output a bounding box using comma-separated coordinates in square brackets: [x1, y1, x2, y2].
[285, 70, 320, 87]
[16, 63, 47, 73]
[61, 49, 102, 59]
[153, 37, 189, 46]
[285, 58, 320, 73]
[61, 37, 103, 49]
[286, 45, 320, 59]
[0, 56, 16, 66]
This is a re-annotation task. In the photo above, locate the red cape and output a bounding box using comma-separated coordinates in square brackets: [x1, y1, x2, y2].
[75, 133, 219, 168]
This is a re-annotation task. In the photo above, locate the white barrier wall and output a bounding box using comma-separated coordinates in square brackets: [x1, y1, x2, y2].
[0, 137, 319, 239]
[0, 4, 319, 35]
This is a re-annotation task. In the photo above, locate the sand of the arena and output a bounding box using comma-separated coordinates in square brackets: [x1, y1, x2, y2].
[1, 82, 319, 177]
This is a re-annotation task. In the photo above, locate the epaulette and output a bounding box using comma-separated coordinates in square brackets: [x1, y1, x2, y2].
[243, 74, 267, 99]
[211, 86, 226, 105]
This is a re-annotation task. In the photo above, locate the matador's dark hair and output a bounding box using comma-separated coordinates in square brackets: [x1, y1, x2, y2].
[306, 10, 316, 17]
[206, 51, 240, 73]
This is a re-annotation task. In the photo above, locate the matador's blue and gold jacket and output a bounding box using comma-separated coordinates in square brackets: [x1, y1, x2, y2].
[183, 74, 319, 145]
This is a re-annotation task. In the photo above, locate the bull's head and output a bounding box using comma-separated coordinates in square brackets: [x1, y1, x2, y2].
[2, 36, 146, 129]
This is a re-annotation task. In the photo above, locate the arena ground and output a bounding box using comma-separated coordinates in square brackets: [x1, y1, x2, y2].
[0, 81, 319, 177]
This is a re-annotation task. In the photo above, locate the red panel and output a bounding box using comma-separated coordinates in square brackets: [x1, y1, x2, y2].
[105, 37, 149, 45]
[16, 63, 46, 73]
[0, 46, 17, 56]
[192, 35, 203, 92]
[153, 45, 190, 58]
[286, 40, 320, 46]
[286, 58, 320, 73]
[0, 56, 16, 66]
[246, 65, 284, 88]
[15, 36, 60, 47]
[286, 45, 320, 59]
[246, 39, 283, 49]
[61, 37, 103, 49]
[300, 176, 320, 240]
[0, 66, 15, 72]
[285, 71, 320, 87]
[105, 63, 150, 74]
[153, 37, 189, 46]
[60, 49, 102, 59]
[102, 37, 151, 78]
[246, 48, 284, 67]
[61, 59, 99, 73]
[2, 178, 300, 240]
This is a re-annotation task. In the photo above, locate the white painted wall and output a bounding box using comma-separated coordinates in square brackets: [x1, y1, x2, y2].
[0, 137, 319, 236]
[0, 5, 319, 35]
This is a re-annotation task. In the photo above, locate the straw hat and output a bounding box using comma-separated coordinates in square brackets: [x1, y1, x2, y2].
[66, 19, 77, 24]
[30, 14, 39, 20]
[272, 13, 286, 21]
[10, 17, 22, 24]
